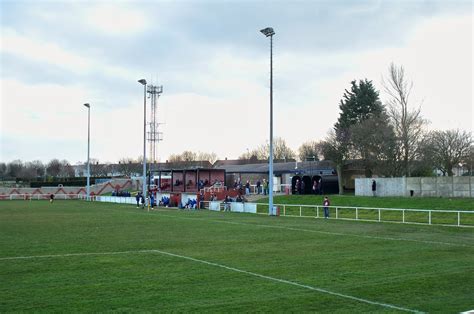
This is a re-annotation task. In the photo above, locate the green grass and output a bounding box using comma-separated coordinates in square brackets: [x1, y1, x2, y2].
[253, 195, 474, 226]
[257, 195, 474, 210]
[1, 200, 473, 312]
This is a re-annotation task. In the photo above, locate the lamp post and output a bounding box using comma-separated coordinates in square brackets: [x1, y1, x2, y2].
[138, 79, 147, 198]
[83, 103, 90, 200]
[260, 27, 275, 215]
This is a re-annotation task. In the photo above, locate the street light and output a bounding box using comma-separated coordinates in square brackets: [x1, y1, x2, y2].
[138, 79, 147, 198]
[83, 103, 91, 200]
[260, 27, 275, 215]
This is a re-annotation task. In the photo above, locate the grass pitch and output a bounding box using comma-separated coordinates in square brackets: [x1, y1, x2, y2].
[1, 200, 473, 312]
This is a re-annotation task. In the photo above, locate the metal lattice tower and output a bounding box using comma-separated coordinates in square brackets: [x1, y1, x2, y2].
[147, 84, 163, 164]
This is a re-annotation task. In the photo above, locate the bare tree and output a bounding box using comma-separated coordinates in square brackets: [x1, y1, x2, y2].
[118, 158, 137, 177]
[383, 63, 427, 176]
[350, 115, 397, 177]
[30, 160, 45, 177]
[168, 151, 196, 163]
[243, 137, 295, 160]
[320, 131, 348, 195]
[20, 161, 45, 180]
[0, 162, 6, 179]
[6, 160, 24, 178]
[89, 159, 109, 177]
[467, 145, 474, 175]
[298, 140, 322, 161]
[57, 160, 75, 177]
[428, 130, 472, 176]
[196, 152, 218, 164]
[46, 159, 61, 177]
[238, 150, 259, 160]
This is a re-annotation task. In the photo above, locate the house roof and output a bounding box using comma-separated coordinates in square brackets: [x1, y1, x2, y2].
[214, 160, 335, 175]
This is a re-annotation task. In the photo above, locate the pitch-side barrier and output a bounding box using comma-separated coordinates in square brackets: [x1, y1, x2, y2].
[252, 203, 474, 228]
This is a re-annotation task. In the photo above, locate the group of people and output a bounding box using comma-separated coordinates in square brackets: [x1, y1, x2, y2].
[295, 173, 323, 195]
[112, 190, 130, 197]
[159, 195, 170, 207]
[233, 178, 269, 195]
[182, 198, 198, 209]
[135, 192, 156, 209]
[222, 194, 247, 211]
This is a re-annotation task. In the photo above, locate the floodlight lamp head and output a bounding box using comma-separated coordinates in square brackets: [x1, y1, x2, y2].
[260, 27, 275, 37]
[138, 79, 147, 85]
[83, 103, 90, 108]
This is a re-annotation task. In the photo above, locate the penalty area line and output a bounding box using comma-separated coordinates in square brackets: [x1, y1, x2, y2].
[0, 249, 422, 313]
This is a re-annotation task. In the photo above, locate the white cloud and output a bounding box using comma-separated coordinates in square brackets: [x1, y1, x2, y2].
[0, 78, 145, 162]
[1, 28, 92, 74]
[1, 79, 92, 140]
[0, 28, 138, 80]
[84, 3, 150, 36]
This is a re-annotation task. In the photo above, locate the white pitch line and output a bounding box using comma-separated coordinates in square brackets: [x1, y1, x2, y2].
[0, 249, 422, 313]
[0, 250, 151, 261]
[154, 212, 473, 248]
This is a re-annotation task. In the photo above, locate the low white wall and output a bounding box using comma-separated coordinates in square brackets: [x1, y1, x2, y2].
[230, 202, 257, 213]
[356, 176, 473, 197]
[96, 196, 136, 204]
[209, 201, 221, 211]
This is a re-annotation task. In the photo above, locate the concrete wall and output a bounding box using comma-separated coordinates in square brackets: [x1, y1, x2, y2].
[355, 176, 473, 197]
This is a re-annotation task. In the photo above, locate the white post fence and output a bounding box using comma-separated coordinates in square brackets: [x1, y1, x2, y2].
[253, 203, 474, 228]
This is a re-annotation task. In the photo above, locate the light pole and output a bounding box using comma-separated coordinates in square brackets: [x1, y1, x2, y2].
[260, 27, 275, 215]
[138, 79, 147, 198]
[83, 103, 91, 200]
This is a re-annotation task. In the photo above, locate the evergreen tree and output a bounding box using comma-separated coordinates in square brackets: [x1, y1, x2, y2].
[335, 79, 384, 132]
[323, 79, 388, 193]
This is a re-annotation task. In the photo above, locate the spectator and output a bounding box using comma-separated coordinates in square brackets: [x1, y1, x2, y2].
[323, 196, 330, 219]
[224, 195, 231, 211]
[245, 180, 250, 195]
[263, 179, 268, 195]
[199, 190, 204, 209]
[319, 172, 323, 195]
[372, 180, 377, 197]
[135, 192, 141, 208]
[256, 179, 261, 194]
[150, 194, 155, 209]
[140, 193, 145, 208]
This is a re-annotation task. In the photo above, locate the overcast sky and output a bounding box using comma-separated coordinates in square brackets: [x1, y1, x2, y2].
[1, 0, 472, 165]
